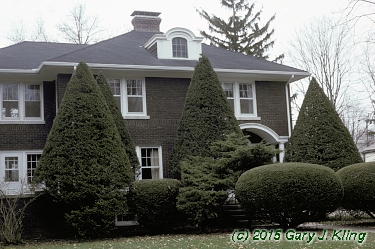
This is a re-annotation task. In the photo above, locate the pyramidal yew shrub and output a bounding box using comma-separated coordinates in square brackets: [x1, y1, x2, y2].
[96, 72, 140, 175]
[169, 56, 241, 178]
[285, 78, 362, 171]
[34, 62, 133, 236]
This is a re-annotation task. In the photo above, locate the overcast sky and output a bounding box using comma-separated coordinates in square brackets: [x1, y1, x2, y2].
[0, 0, 355, 61]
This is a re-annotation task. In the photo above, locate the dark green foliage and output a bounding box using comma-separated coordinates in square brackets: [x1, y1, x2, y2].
[177, 157, 228, 226]
[34, 62, 133, 236]
[198, 0, 284, 61]
[177, 133, 276, 227]
[235, 163, 343, 228]
[285, 78, 362, 171]
[96, 73, 140, 175]
[337, 162, 375, 213]
[128, 179, 181, 230]
[169, 56, 241, 178]
[210, 132, 277, 188]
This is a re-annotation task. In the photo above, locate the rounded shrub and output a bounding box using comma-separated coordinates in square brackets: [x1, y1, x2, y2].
[337, 162, 375, 212]
[235, 163, 343, 228]
[128, 179, 181, 230]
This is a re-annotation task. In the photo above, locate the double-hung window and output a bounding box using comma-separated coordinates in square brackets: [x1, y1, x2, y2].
[107, 78, 148, 118]
[0, 83, 43, 122]
[135, 146, 163, 180]
[0, 151, 42, 195]
[222, 82, 257, 118]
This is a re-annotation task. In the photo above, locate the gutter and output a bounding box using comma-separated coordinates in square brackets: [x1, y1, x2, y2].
[285, 75, 295, 137]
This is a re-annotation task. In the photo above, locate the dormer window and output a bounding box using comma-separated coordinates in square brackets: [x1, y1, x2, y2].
[172, 38, 188, 58]
[143, 28, 203, 60]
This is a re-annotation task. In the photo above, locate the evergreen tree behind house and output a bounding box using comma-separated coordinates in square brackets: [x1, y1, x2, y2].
[34, 62, 133, 236]
[198, 0, 284, 62]
[169, 56, 242, 178]
[285, 77, 362, 171]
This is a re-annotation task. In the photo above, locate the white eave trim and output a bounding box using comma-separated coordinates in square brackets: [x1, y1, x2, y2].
[0, 61, 310, 82]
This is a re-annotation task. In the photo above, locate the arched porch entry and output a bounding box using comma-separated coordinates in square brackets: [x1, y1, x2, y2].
[239, 123, 289, 163]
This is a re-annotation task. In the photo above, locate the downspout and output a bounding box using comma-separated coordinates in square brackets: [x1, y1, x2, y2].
[285, 75, 295, 137]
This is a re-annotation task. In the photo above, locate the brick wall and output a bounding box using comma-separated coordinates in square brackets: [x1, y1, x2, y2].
[0, 81, 56, 150]
[125, 77, 190, 178]
[250, 81, 289, 136]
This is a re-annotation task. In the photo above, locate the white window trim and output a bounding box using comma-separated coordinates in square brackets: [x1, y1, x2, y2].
[107, 77, 149, 119]
[222, 81, 259, 120]
[135, 146, 163, 180]
[0, 82, 44, 123]
[0, 150, 43, 196]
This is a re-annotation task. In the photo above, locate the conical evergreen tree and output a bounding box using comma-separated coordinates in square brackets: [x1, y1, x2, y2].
[169, 56, 242, 178]
[198, 0, 284, 61]
[35, 62, 133, 236]
[285, 78, 362, 171]
[96, 72, 140, 175]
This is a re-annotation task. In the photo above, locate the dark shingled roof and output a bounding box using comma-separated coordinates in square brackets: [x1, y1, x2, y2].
[0, 42, 88, 69]
[0, 30, 306, 73]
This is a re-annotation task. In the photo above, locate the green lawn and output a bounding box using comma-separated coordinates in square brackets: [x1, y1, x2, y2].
[7, 230, 375, 249]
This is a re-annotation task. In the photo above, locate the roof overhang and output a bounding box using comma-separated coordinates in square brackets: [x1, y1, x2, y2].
[0, 61, 310, 82]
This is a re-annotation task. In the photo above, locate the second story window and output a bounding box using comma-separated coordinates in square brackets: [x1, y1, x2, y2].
[172, 37, 188, 58]
[1, 83, 43, 122]
[108, 78, 148, 118]
[222, 81, 257, 118]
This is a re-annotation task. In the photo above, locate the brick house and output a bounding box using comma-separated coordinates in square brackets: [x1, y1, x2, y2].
[0, 11, 309, 194]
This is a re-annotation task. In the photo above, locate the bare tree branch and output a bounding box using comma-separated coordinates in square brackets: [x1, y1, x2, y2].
[57, 4, 103, 44]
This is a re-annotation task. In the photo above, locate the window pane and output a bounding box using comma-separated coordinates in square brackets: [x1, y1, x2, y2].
[128, 97, 143, 112]
[25, 101, 41, 117]
[2, 101, 19, 117]
[228, 99, 235, 112]
[222, 83, 234, 98]
[27, 154, 41, 184]
[127, 80, 142, 96]
[141, 168, 159, 180]
[3, 84, 18, 100]
[114, 96, 121, 110]
[240, 99, 254, 114]
[172, 38, 188, 58]
[5, 157, 19, 182]
[108, 78, 121, 95]
[25, 85, 40, 101]
[239, 83, 252, 98]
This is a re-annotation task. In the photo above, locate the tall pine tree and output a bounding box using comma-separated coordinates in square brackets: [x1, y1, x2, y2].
[35, 62, 133, 236]
[285, 78, 362, 171]
[96, 72, 140, 176]
[198, 0, 283, 61]
[169, 56, 241, 178]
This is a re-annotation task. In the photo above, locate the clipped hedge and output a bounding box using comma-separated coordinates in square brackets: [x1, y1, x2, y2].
[337, 162, 375, 212]
[128, 179, 181, 230]
[235, 163, 343, 228]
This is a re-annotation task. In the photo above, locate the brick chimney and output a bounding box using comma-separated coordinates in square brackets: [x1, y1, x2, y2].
[131, 11, 161, 32]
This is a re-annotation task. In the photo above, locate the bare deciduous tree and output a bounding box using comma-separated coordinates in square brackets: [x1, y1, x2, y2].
[289, 17, 354, 117]
[57, 4, 103, 44]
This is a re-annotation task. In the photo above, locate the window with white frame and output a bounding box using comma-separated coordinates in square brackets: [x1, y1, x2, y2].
[172, 37, 188, 58]
[136, 147, 163, 180]
[0, 152, 42, 194]
[1, 83, 43, 121]
[107, 78, 147, 117]
[222, 82, 257, 117]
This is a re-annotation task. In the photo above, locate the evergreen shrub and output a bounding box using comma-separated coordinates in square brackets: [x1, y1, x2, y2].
[128, 179, 181, 230]
[337, 162, 375, 213]
[285, 78, 362, 171]
[235, 163, 343, 228]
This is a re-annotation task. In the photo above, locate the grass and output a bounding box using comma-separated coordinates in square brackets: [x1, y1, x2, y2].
[6, 230, 375, 249]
